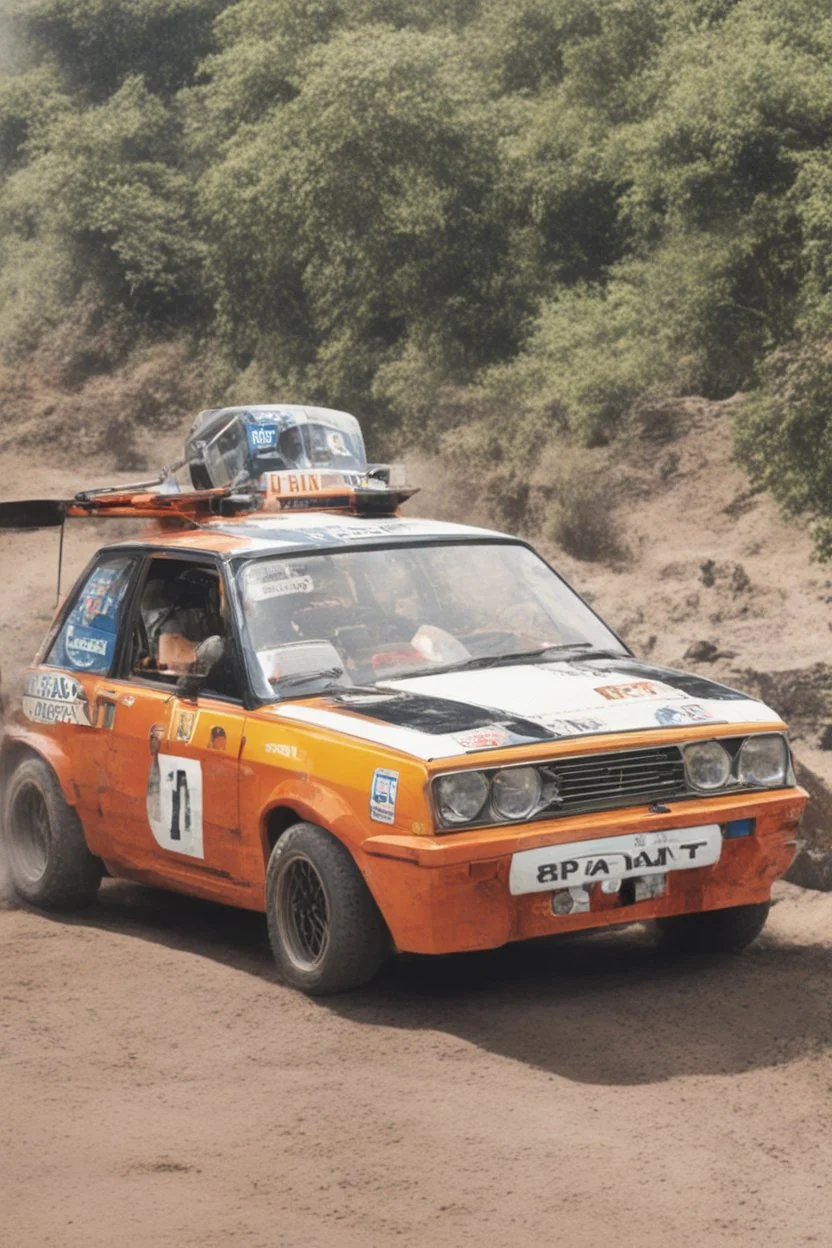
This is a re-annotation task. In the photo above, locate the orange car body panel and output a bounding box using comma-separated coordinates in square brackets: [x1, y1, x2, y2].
[4, 653, 807, 954]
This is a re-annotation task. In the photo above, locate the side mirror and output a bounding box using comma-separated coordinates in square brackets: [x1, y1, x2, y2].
[176, 635, 225, 701]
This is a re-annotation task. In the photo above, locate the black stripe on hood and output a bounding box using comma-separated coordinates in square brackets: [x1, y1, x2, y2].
[579, 657, 754, 702]
[331, 691, 555, 740]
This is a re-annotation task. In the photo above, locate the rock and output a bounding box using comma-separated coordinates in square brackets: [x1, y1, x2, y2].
[685, 640, 720, 662]
[794, 759, 832, 854]
[683, 640, 738, 663]
[785, 848, 832, 892]
[818, 724, 832, 751]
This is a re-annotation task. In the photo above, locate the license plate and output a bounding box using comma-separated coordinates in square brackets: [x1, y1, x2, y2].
[508, 825, 722, 896]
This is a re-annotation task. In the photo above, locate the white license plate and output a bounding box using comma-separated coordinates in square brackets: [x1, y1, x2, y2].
[508, 825, 722, 896]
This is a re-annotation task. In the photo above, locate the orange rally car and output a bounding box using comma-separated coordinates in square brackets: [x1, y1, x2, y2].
[0, 406, 807, 994]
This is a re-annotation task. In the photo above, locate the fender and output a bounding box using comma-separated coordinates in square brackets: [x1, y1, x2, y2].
[259, 776, 375, 872]
[260, 775, 365, 850]
[1, 725, 78, 807]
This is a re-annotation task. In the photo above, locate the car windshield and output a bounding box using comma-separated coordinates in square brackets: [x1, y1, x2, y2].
[237, 542, 626, 698]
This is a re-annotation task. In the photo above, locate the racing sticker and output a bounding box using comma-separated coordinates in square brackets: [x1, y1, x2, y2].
[146, 753, 204, 858]
[370, 768, 399, 825]
[454, 726, 515, 751]
[540, 715, 607, 737]
[63, 624, 113, 669]
[175, 710, 197, 742]
[595, 680, 674, 701]
[509, 824, 722, 895]
[244, 563, 314, 602]
[22, 672, 92, 727]
[655, 703, 716, 726]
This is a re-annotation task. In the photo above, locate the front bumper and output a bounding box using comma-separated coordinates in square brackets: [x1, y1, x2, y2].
[360, 787, 806, 955]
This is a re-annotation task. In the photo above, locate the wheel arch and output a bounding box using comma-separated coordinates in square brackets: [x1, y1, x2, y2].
[0, 732, 77, 808]
[259, 787, 368, 877]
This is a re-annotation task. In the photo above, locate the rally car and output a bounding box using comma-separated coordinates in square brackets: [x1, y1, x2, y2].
[0, 406, 807, 993]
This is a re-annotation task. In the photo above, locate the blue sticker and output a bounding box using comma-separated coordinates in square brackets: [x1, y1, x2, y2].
[51, 559, 132, 675]
[370, 768, 399, 825]
[63, 624, 114, 671]
[246, 422, 279, 452]
[655, 703, 715, 726]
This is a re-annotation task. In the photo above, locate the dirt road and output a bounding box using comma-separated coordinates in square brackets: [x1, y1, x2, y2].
[2, 881, 832, 1247]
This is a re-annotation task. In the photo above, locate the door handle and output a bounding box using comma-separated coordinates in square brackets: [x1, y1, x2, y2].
[95, 690, 118, 729]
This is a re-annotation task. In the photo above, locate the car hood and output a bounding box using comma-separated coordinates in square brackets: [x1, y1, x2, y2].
[269, 654, 783, 762]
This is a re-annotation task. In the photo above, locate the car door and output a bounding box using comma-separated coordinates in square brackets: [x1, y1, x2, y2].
[28, 551, 140, 846]
[95, 552, 251, 904]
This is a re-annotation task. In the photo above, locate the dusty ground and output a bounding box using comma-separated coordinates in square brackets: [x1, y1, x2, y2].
[2, 881, 832, 1247]
[2, 407, 832, 1246]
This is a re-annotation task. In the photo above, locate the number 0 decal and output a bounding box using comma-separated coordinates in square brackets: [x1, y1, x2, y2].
[146, 753, 204, 859]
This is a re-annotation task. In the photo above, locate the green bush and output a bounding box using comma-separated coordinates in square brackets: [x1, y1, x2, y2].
[734, 341, 832, 559]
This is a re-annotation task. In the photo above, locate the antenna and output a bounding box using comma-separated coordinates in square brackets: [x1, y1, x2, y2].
[55, 518, 65, 608]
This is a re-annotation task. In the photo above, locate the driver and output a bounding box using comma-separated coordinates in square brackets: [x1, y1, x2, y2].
[143, 568, 224, 673]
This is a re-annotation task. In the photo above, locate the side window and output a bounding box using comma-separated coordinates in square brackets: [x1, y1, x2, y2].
[129, 557, 240, 700]
[46, 555, 134, 675]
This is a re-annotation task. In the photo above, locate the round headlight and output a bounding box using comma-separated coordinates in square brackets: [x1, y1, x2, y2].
[491, 767, 543, 821]
[738, 734, 788, 787]
[683, 740, 732, 791]
[435, 771, 490, 825]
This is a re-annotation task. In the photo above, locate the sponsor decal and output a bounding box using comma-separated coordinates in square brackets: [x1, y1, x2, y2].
[146, 753, 204, 859]
[655, 703, 715, 726]
[596, 680, 670, 701]
[208, 726, 227, 750]
[509, 825, 722, 896]
[454, 726, 514, 751]
[247, 423, 279, 450]
[328, 522, 415, 541]
[542, 715, 607, 737]
[370, 768, 399, 825]
[265, 741, 299, 759]
[175, 710, 197, 742]
[270, 470, 323, 495]
[22, 672, 92, 727]
[244, 563, 314, 602]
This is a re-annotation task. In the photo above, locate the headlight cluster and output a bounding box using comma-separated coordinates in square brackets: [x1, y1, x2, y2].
[683, 734, 791, 793]
[432, 733, 793, 832]
[434, 765, 547, 828]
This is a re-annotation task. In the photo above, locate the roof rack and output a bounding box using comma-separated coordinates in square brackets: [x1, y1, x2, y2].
[0, 469, 418, 530]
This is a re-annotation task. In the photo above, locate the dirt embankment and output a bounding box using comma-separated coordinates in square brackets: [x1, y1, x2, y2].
[414, 395, 832, 847]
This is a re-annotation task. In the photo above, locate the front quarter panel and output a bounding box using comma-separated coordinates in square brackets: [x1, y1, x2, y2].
[240, 705, 431, 912]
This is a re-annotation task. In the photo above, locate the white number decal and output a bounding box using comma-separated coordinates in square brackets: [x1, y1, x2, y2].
[146, 753, 204, 858]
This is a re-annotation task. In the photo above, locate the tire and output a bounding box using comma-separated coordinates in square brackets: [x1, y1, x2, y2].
[654, 901, 770, 955]
[266, 822, 391, 995]
[2, 755, 102, 909]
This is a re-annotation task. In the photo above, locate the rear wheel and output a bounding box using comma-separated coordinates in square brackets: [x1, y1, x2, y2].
[2, 755, 102, 909]
[266, 822, 390, 995]
[654, 901, 770, 954]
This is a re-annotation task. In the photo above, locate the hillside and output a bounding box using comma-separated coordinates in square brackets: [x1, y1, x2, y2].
[0, 0, 831, 560]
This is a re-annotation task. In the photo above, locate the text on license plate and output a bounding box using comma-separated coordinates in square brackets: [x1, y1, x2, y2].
[508, 824, 722, 896]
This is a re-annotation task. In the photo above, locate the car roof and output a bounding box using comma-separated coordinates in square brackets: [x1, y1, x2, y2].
[100, 511, 515, 561]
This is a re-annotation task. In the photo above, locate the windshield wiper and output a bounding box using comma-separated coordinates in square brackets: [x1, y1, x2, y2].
[391, 643, 616, 680]
[273, 665, 345, 690]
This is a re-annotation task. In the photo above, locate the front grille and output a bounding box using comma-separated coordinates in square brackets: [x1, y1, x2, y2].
[540, 745, 688, 817]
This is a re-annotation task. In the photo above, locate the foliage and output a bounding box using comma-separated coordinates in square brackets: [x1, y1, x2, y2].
[0, 0, 830, 550]
[735, 341, 832, 559]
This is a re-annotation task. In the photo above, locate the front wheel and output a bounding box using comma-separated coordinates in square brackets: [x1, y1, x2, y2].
[266, 822, 391, 995]
[653, 901, 770, 955]
[2, 755, 102, 909]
